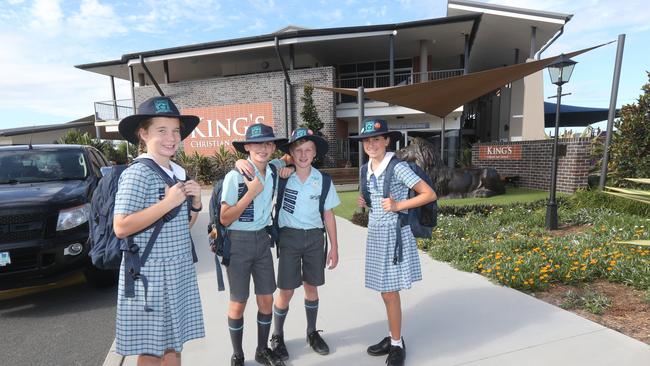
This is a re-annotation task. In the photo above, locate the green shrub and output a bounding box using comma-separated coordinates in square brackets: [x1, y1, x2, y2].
[571, 189, 650, 217]
[606, 72, 650, 187]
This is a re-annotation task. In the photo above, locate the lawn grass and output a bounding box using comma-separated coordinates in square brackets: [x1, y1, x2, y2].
[335, 190, 361, 221]
[438, 187, 561, 206]
[334, 187, 561, 221]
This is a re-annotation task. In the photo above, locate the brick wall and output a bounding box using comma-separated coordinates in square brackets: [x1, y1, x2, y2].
[134, 67, 339, 166]
[471, 138, 592, 193]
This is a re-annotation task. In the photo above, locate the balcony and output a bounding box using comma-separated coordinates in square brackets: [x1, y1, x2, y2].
[336, 69, 463, 104]
[94, 99, 133, 122]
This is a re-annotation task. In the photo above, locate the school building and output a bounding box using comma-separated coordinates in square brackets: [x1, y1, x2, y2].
[77, 0, 574, 169]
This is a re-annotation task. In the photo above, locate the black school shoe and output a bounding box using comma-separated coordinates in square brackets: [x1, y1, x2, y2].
[254, 347, 286, 366]
[386, 345, 406, 366]
[367, 337, 406, 356]
[230, 353, 244, 366]
[307, 330, 330, 355]
[270, 334, 289, 361]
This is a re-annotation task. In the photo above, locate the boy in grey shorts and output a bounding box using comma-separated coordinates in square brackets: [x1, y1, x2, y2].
[269, 128, 340, 360]
[220, 123, 288, 366]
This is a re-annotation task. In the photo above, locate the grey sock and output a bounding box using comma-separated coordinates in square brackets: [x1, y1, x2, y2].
[273, 304, 289, 336]
[257, 312, 272, 352]
[305, 299, 319, 335]
[228, 317, 244, 357]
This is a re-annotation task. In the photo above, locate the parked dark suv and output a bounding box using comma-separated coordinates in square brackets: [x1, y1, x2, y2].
[0, 144, 117, 289]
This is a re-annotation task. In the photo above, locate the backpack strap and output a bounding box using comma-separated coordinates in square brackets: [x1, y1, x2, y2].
[319, 172, 332, 267]
[383, 156, 406, 265]
[360, 163, 371, 206]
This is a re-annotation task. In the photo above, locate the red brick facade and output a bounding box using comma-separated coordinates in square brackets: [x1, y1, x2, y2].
[472, 138, 592, 193]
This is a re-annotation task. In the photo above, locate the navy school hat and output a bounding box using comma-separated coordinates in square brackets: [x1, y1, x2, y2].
[348, 119, 402, 142]
[118, 96, 200, 145]
[232, 123, 288, 154]
[279, 128, 329, 158]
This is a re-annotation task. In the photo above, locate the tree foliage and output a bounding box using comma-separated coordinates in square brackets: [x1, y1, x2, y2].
[299, 84, 323, 133]
[607, 72, 650, 186]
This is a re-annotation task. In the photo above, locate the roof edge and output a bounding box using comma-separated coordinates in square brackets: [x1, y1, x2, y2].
[448, 0, 572, 22]
[76, 13, 481, 71]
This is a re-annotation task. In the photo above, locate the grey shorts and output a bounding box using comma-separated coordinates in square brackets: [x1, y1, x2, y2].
[277, 227, 326, 290]
[226, 228, 277, 302]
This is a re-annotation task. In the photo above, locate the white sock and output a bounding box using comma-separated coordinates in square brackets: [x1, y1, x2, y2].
[391, 337, 403, 348]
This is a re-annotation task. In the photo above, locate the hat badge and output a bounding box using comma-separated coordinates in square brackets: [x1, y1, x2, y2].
[249, 124, 262, 137]
[364, 121, 375, 133]
[296, 129, 307, 138]
[154, 99, 172, 113]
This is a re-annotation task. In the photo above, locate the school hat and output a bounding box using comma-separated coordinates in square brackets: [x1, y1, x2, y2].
[232, 123, 288, 154]
[348, 119, 402, 142]
[118, 96, 200, 145]
[279, 128, 329, 158]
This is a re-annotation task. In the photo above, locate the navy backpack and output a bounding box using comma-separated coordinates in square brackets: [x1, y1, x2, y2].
[208, 165, 277, 291]
[360, 156, 437, 264]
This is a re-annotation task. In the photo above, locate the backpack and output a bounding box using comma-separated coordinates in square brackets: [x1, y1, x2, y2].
[273, 172, 332, 263]
[208, 164, 277, 291]
[88, 158, 197, 310]
[360, 156, 437, 264]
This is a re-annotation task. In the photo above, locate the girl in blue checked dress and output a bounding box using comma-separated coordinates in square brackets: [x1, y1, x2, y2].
[113, 96, 205, 366]
[351, 119, 436, 366]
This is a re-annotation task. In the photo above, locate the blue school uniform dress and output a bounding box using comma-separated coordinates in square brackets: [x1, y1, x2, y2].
[114, 155, 205, 357]
[365, 152, 423, 292]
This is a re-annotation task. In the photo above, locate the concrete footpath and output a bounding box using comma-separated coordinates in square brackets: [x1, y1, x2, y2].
[105, 192, 650, 366]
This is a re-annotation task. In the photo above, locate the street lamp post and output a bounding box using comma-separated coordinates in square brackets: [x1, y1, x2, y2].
[546, 54, 577, 230]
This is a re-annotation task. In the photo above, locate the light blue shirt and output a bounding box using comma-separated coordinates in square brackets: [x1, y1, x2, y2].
[221, 158, 284, 231]
[278, 168, 340, 229]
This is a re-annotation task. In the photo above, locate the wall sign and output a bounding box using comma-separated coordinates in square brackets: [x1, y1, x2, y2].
[479, 144, 522, 160]
[182, 103, 273, 155]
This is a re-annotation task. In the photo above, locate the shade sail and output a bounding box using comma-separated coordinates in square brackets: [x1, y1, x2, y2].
[316, 42, 612, 118]
[544, 102, 614, 127]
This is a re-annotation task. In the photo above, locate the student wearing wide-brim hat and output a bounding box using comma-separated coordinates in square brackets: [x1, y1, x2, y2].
[113, 96, 205, 364]
[118, 96, 200, 147]
[231, 123, 288, 154]
[266, 128, 340, 361]
[221, 123, 289, 366]
[349, 119, 402, 143]
[352, 119, 436, 366]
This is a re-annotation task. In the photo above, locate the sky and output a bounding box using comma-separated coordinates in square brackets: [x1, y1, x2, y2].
[0, 0, 648, 130]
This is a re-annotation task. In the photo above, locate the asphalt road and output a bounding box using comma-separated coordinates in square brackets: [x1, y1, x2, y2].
[0, 277, 117, 366]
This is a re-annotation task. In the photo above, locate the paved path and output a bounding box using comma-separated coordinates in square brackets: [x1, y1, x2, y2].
[107, 192, 649, 366]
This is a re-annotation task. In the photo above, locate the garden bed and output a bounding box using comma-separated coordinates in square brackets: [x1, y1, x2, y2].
[533, 280, 650, 344]
[417, 197, 649, 344]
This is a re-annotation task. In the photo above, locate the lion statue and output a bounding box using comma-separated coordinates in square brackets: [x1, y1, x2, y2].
[396, 137, 505, 198]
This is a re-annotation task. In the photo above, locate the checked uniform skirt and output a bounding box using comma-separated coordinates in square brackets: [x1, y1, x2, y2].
[364, 161, 423, 292]
[114, 163, 205, 356]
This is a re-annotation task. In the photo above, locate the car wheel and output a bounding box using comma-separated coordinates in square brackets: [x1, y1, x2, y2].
[83, 266, 118, 288]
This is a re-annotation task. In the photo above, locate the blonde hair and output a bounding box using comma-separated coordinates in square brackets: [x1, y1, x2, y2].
[136, 118, 154, 154]
[289, 138, 315, 152]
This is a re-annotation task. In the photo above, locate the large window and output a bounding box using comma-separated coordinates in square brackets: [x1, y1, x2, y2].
[0, 150, 88, 184]
[337, 59, 413, 99]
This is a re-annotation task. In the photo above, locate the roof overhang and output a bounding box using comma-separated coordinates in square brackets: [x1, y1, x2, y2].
[448, 0, 573, 71]
[76, 14, 480, 81]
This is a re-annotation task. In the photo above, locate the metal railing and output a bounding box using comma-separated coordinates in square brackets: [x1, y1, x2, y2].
[336, 69, 463, 103]
[94, 99, 133, 122]
[336, 69, 463, 89]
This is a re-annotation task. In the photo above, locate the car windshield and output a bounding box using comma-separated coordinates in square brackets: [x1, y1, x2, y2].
[0, 150, 88, 184]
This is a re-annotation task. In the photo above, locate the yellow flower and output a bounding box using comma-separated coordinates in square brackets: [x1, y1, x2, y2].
[514, 267, 520, 272]
[607, 267, 613, 271]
